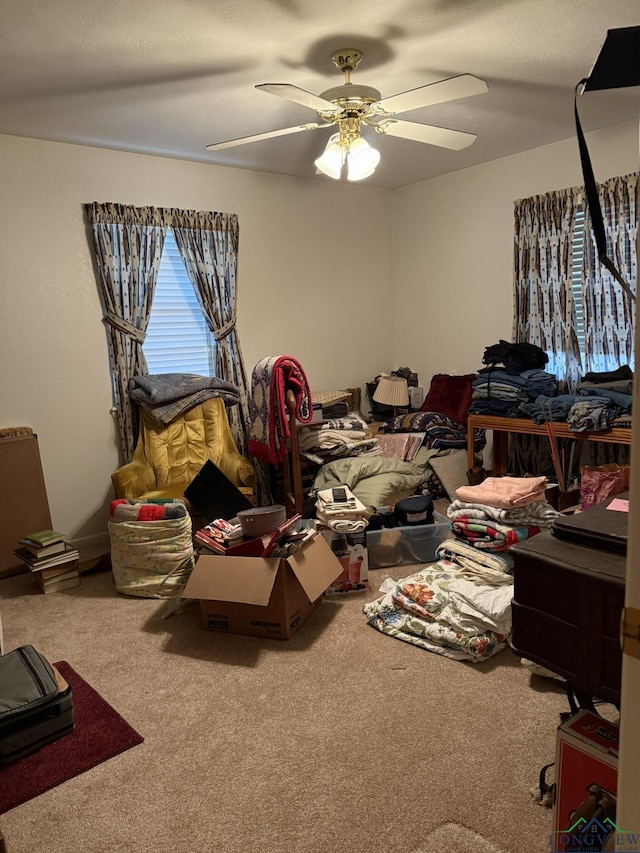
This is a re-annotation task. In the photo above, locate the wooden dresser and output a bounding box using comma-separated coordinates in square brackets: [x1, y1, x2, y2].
[510, 530, 625, 705]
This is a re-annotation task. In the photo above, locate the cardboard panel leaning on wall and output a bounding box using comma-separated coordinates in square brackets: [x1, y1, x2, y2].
[0, 429, 53, 578]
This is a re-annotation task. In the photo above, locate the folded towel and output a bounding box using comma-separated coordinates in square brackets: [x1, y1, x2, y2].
[455, 476, 548, 508]
[316, 513, 367, 533]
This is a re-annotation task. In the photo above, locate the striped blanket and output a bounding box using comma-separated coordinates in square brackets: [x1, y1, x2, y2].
[248, 355, 312, 464]
[450, 516, 540, 551]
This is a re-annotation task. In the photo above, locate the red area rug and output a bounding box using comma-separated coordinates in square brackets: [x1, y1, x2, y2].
[0, 661, 144, 813]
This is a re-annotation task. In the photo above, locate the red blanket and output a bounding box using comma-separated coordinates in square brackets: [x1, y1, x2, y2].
[248, 355, 312, 464]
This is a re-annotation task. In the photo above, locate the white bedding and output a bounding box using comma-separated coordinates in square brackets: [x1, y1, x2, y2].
[363, 566, 512, 662]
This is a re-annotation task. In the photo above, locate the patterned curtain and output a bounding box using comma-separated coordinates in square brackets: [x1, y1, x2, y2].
[513, 186, 582, 393]
[171, 210, 271, 503]
[580, 172, 638, 372]
[85, 202, 166, 460]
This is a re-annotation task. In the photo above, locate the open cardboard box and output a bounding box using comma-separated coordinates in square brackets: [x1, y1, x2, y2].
[183, 533, 343, 639]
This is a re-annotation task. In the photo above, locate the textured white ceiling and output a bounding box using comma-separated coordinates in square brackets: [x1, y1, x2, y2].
[1, 0, 638, 188]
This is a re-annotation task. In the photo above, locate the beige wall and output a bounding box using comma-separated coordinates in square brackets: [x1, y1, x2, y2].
[0, 134, 391, 553]
[1, 121, 637, 556]
[390, 119, 639, 381]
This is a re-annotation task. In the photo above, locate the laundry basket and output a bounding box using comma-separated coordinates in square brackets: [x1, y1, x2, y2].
[108, 513, 195, 598]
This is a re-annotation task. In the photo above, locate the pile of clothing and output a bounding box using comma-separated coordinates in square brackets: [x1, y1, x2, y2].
[298, 414, 380, 464]
[518, 365, 633, 430]
[469, 341, 633, 432]
[446, 476, 559, 550]
[363, 475, 560, 663]
[469, 368, 558, 418]
[466, 340, 557, 418]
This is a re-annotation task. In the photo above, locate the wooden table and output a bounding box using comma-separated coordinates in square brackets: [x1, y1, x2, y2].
[467, 413, 632, 474]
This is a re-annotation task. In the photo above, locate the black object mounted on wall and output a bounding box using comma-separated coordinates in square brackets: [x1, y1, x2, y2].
[574, 26, 640, 302]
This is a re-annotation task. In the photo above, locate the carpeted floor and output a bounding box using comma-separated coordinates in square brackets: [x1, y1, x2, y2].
[415, 822, 509, 853]
[0, 660, 143, 814]
[0, 546, 569, 853]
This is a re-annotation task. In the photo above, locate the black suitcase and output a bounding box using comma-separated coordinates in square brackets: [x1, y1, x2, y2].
[0, 645, 74, 765]
[551, 491, 629, 554]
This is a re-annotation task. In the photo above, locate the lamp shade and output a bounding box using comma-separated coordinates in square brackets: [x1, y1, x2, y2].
[314, 134, 344, 180]
[372, 375, 409, 408]
[346, 137, 380, 182]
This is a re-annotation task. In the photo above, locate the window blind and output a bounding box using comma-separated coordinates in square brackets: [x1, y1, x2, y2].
[143, 229, 215, 376]
[570, 205, 587, 372]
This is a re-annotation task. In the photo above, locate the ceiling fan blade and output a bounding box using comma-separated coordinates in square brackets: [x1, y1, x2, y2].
[372, 74, 488, 116]
[373, 119, 477, 150]
[206, 122, 326, 151]
[256, 83, 344, 116]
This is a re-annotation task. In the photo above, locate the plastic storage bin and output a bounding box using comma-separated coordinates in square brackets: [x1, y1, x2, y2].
[366, 512, 450, 569]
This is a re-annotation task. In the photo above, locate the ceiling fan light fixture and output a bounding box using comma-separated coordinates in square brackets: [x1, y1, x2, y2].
[215, 50, 487, 180]
[346, 136, 380, 182]
[314, 134, 344, 180]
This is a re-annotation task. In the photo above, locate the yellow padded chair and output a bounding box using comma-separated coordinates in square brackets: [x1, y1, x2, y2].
[111, 396, 256, 504]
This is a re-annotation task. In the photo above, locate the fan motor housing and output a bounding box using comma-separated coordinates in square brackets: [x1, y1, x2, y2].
[319, 83, 382, 111]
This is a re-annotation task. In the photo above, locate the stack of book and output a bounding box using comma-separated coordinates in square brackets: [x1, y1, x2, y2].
[14, 529, 81, 594]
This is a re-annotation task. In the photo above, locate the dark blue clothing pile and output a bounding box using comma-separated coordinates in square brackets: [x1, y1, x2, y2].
[468, 367, 558, 418]
[569, 365, 633, 430]
[469, 342, 632, 431]
[473, 365, 633, 431]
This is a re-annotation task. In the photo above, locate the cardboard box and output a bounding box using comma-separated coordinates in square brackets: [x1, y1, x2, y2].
[183, 533, 343, 639]
[552, 710, 619, 852]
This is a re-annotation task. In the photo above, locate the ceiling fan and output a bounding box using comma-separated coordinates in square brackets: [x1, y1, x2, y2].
[206, 48, 488, 181]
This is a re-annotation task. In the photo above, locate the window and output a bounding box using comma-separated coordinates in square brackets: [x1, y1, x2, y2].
[570, 204, 587, 373]
[570, 187, 636, 375]
[143, 229, 215, 375]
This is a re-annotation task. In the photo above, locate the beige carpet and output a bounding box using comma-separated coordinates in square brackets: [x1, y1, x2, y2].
[416, 822, 508, 853]
[0, 553, 568, 853]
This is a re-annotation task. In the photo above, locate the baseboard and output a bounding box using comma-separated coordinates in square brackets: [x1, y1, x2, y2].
[69, 531, 110, 564]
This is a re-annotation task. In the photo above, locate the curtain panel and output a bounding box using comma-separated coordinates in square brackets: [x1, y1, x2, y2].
[172, 216, 271, 503]
[85, 203, 259, 478]
[513, 187, 582, 393]
[171, 219, 246, 440]
[580, 172, 638, 373]
[85, 202, 165, 460]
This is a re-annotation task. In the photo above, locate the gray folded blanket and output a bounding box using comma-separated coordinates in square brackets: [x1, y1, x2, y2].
[129, 373, 240, 424]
